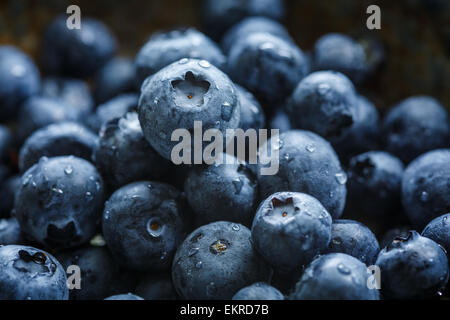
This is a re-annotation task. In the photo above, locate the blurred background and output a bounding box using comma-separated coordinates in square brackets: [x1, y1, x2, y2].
[0, 0, 448, 112]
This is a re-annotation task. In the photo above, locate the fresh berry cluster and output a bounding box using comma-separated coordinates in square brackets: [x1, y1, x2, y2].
[0, 0, 448, 300]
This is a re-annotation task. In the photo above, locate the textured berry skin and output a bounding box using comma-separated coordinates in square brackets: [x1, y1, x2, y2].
[251, 192, 332, 274]
[135, 28, 226, 85]
[104, 293, 144, 300]
[401, 149, 450, 229]
[290, 253, 380, 300]
[19, 122, 98, 172]
[0, 218, 25, 245]
[257, 130, 347, 219]
[93, 112, 169, 190]
[184, 156, 258, 226]
[95, 57, 137, 104]
[286, 71, 357, 140]
[236, 84, 265, 131]
[172, 221, 272, 300]
[42, 16, 116, 78]
[312, 33, 367, 84]
[15, 156, 105, 249]
[422, 213, 450, 258]
[382, 96, 449, 164]
[346, 151, 404, 219]
[0, 46, 40, 121]
[41, 77, 94, 118]
[329, 95, 380, 163]
[376, 231, 449, 299]
[135, 273, 178, 300]
[0, 245, 68, 300]
[138, 58, 240, 160]
[228, 32, 308, 106]
[326, 219, 380, 265]
[232, 282, 284, 300]
[201, 0, 285, 40]
[221, 16, 291, 54]
[102, 181, 187, 271]
[87, 93, 138, 133]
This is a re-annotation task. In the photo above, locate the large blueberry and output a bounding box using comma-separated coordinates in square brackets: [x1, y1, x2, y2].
[184, 156, 258, 226]
[285, 71, 357, 140]
[257, 130, 347, 219]
[326, 219, 380, 265]
[95, 57, 137, 103]
[228, 32, 308, 106]
[172, 221, 272, 299]
[0, 245, 68, 300]
[93, 112, 169, 189]
[201, 0, 285, 40]
[0, 46, 40, 121]
[19, 122, 98, 172]
[312, 33, 367, 84]
[251, 192, 332, 274]
[104, 293, 144, 300]
[380, 226, 411, 249]
[135, 28, 226, 85]
[102, 181, 187, 271]
[402, 149, 450, 229]
[236, 84, 265, 131]
[346, 151, 404, 219]
[232, 282, 284, 300]
[376, 231, 448, 299]
[138, 58, 240, 160]
[15, 156, 105, 249]
[382, 96, 449, 163]
[42, 16, 116, 77]
[422, 213, 450, 259]
[290, 253, 380, 300]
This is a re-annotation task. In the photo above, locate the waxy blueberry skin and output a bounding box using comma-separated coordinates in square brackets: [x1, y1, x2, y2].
[172, 221, 272, 300]
[0, 245, 68, 300]
[138, 58, 240, 160]
[422, 213, 450, 259]
[232, 282, 284, 300]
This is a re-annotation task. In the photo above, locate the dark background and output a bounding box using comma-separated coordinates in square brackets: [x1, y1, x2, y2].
[0, 0, 449, 112]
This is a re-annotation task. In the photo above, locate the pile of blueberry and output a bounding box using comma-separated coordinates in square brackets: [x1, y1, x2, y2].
[0, 0, 449, 300]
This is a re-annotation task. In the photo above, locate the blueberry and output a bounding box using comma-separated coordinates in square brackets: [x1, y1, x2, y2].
[326, 219, 380, 265]
[42, 16, 117, 78]
[0, 175, 20, 218]
[184, 156, 258, 226]
[0, 46, 40, 121]
[236, 84, 265, 131]
[221, 16, 292, 55]
[422, 213, 450, 258]
[56, 245, 127, 300]
[102, 181, 187, 271]
[376, 231, 449, 299]
[382, 96, 449, 163]
[17, 96, 82, 142]
[0, 245, 68, 300]
[257, 130, 347, 219]
[135, 273, 178, 300]
[269, 109, 292, 133]
[19, 122, 98, 172]
[312, 33, 367, 84]
[285, 71, 357, 140]
[87, 93, 138, 133]
[228, 32, 308, 106]
[201, 0, 285, 40]
[0, 218, 25, 245]
[232, 282, 284, 300]
[346, 151, 404, 219]
[172, 221, 272, 299]
[251, 192, 332, 274]
[380, 226, 411, 249]
[95, 57, 137, 103]
[328, 95, 380, 163]
[290, 253, 380, 300]
[402, 149, 450, 229]
[0, 124, 12, 163]
[138, 58, 240, 160]
[135, 28, 226, 85]
[93, 112, 169, 190]
[15, 156, 105, 249]
[104, 293, 144, 300]
[42, 77, 94, 117]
